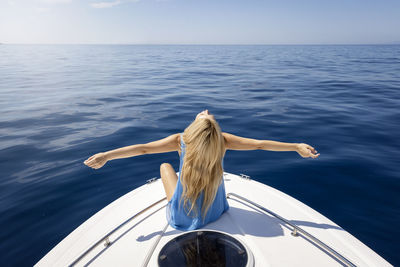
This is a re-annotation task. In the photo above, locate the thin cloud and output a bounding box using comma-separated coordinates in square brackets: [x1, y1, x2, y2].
[7, 0, 72, 6]
[90, 0, 139, 9]
[90, 0, 121, 8]
[38, 0, 72, 3]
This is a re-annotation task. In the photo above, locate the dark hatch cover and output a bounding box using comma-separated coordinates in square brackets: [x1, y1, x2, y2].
[158, 230, 248, 267]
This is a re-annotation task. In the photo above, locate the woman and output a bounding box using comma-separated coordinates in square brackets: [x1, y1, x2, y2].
[84, 110, 319, 230]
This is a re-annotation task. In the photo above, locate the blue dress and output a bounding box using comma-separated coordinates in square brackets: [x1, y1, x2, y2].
[166, 134, 230, 231]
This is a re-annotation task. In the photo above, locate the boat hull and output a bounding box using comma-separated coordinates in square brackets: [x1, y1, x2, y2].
[36, 172, 391, 266]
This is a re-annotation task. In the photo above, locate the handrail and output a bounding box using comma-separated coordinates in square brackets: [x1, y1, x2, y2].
[141, 222, 170, 267]
[69, 196, 167, 266]
[226, 192, 356, 267]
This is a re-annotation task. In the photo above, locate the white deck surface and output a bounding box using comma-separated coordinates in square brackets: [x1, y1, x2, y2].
[36, 172, 391, 267]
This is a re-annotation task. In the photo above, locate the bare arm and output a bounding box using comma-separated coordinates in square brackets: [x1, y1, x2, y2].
[222, 132, 319, 158]
[84, 133, 180, 169]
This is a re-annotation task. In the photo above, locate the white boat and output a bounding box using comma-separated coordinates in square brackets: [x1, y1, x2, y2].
[36, 172, 391, 266]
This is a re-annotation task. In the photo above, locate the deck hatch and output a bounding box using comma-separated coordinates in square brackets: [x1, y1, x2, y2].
[158, 230, 250, 267]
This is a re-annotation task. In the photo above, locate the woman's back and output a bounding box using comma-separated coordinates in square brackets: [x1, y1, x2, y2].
[166, 134, 229, 231]
[84, 109, 319, 230]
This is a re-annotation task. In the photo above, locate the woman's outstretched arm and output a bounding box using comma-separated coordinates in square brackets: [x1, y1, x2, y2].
[222, 132, 320, 159]
[84, 133, 180, 169]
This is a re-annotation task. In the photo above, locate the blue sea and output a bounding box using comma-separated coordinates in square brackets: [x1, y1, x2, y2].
[0, 44, 399, 266]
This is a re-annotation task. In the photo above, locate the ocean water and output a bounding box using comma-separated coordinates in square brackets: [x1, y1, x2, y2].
[0, 44, 399, 266]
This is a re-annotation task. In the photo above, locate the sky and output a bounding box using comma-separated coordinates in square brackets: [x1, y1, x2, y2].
[0, 0, 399, 44]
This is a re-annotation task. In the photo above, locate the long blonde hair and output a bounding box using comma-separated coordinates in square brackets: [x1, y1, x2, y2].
[180, 117, 225, 221]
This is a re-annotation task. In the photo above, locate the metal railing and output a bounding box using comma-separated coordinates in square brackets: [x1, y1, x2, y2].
[226, 192, 356, 267]
[69, 196, 167, 266]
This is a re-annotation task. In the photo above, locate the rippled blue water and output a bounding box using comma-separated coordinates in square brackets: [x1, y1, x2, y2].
[0, 44, 399, 266]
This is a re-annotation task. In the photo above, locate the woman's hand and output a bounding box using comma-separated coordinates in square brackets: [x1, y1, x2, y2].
[84, 152, 108, 169]
[296, 143, 320, 159]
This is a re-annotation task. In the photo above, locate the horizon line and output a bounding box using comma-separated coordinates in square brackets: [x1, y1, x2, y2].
[1, 42, 399, 46]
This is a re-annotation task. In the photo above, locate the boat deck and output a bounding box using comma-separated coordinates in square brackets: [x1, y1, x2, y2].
[36, 173, 391, 266]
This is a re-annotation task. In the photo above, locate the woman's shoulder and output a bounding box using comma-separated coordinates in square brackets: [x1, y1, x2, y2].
[177, 133, 184, 154]
[162, 133, 182, 151]
[222, 132, 231, 148]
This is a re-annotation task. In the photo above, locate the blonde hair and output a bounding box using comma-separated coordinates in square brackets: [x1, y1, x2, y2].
[180, 117, 225, 221]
